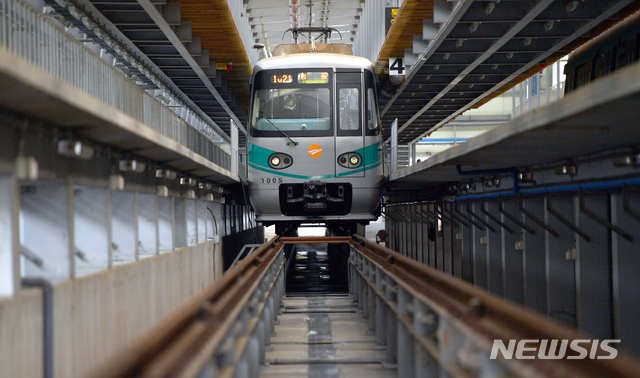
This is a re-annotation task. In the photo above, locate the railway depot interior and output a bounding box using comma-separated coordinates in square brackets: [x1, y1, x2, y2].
[3, 0, 640, 377]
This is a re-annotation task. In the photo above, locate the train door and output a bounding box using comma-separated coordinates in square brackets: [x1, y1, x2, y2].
[335, 70, 364, 178]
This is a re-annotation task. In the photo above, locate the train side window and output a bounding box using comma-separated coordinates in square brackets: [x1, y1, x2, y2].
[339, 88, 360, 131]
[366, 88, 379, 133]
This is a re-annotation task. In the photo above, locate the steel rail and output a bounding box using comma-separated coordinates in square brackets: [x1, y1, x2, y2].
[91, 236, 285, 378]
[91, 234, 640, 377]
[349, 234, 640, 378]
[280, 236, 353, 244]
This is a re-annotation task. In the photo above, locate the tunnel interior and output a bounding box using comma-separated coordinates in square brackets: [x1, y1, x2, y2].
[284, 242, 350, 294]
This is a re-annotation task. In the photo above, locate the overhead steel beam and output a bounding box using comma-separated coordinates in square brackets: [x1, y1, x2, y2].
[136, 0, 247, 136]
[72, 0, 230, 143]
[385, 0, 556, 144]
[380, 0, 474, 119]
[408, 0, 636, 144]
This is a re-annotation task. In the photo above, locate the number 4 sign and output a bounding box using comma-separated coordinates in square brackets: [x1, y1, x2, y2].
[389, 57, 405, 76]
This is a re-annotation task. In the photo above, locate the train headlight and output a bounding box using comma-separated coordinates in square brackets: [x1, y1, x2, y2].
[268, 153, 293, 169]
[338, 152, 362, 169]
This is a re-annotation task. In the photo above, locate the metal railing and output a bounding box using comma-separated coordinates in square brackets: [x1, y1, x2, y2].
[512, 59, 567, 119]
[348, 235, 640, 378]
[0, 0, 232, 171]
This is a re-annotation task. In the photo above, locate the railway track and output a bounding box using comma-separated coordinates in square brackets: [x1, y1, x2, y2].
[92, 235, 640, 377]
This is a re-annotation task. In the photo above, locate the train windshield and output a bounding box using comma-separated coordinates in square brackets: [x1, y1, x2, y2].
[250, 70, 333, 137]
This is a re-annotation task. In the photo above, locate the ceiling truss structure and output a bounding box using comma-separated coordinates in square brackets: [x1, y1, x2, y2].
[42, 0, 640, 150]
[54, 0, 251, 145]
[380, 0, 640, 145]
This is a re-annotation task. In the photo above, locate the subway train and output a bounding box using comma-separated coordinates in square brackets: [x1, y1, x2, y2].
[246, 37, 384, 235]
[564, 10, 640, 93]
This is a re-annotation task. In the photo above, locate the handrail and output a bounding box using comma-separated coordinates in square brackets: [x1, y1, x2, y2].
[229, 243, 262, 269]
[91, 236, 285, 377]
[350, 234, 640, 378]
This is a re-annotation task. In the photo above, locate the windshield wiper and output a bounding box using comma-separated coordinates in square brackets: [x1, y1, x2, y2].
[258, 111, 298, 146]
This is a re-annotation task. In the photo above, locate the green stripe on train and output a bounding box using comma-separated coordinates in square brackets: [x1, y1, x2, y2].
[249, 161, 381, 179]
[248, 142, 382, 179]
[248, 142, 381, 166]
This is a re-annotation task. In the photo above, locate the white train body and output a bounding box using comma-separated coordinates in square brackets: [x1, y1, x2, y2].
[247, 48, 383, 230]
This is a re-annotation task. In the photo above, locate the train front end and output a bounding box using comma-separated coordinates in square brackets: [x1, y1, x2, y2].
[246, 53, 383, 232]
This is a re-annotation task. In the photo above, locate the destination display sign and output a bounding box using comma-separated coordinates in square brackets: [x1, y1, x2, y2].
[298, 72, 329, 84]
[270, 72, 329, 84]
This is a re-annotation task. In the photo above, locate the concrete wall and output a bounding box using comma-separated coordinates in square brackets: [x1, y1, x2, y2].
[0, 288, 43, 377]
[0, 240, 220, 378]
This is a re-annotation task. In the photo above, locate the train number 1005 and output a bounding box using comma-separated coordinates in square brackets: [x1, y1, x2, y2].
[261, 177, 283, 184]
